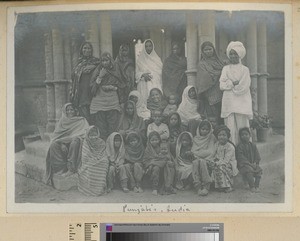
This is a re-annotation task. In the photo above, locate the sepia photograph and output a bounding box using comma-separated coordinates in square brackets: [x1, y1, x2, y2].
[7, 3, 292, 212]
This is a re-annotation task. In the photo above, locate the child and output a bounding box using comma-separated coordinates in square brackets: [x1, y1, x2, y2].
[147, 110, 169, 141]
[124, 131, 145, 193]
[191, 120, 214, 196]
[144, 131, 167, 195]
[174, 131, 195, 190]
[209, 125, 239, 193]
[128, 90, 151, 121]
[163, 95, 178, 117]
[236, 127, 262, 192]
[147, 88, 168, 113]
[167, 112, 185, 158]
[106, 132, 129, 193]
[177, 86, 202, 126]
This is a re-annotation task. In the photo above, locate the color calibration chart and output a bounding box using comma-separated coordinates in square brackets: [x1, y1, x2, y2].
[69, 223, 223, 241]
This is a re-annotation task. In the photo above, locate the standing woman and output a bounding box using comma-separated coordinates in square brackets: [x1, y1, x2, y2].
[162, 42, 187, 99]
[70, 42, 100, 123]
[196, 41, 225, 124]
[135, 39, 163, 104]
[90, 52, 125, 140]
[219, 41, 253, 145]
[115, 44, 136, 99]
[78, 126, 109, 196]
[45, 103, 89, 185]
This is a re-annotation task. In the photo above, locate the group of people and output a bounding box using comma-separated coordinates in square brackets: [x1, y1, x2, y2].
[45, 38, 263, 197]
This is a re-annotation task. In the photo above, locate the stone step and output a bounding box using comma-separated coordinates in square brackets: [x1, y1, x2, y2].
[255, 134, 284, 161]
[24, 140, 50, 159]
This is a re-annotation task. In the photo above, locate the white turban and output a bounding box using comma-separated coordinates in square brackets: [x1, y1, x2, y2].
[226, 41, 246, 60]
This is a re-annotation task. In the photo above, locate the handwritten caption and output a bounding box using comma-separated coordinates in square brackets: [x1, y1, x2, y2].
[122, 204, 191, 214]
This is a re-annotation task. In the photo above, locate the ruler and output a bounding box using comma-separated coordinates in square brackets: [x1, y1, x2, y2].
[69, 223, 100, 241]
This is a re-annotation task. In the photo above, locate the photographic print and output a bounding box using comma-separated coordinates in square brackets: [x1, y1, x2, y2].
[7, 3, 292, 213]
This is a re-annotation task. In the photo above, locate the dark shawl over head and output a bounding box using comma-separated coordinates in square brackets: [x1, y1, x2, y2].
[118, 100, 145, 132]
[162, 42, 187, 98]
[70, 42, 100, 106]
[144, 131, 167, 168]
[115, 44, 135, 93]
[196, 41, 224, 96]
[124, 131, 145, 163]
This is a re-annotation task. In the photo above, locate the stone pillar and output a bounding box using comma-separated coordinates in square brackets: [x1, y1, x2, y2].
[257, 20, 268, 115]
[150, 27, 163, 59]
[52, 26, 68, 121]
[85, 14, 100, 58]
[164, 28, 172, 61]
[185, 12, 198, 86]
[218, 29, 229, 60]
[198, 11, 216, 59]
[100, 12, 113, 55]
[44, 31, 56, 132]
[246, 20, 258, 113]
[70, 27, 80, 71]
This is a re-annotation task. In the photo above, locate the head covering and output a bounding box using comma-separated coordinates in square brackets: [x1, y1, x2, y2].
[71, 42, 100, 106]
[124, 131, 145, 163]
[192, 120, 215, 159]
[129, 90, 151, 120]
[213, 124, 231, 139]
[78, 126, 108, 196]
[101, 52, 114, 69]
[118, 100, 145, 132]
[177, 86, 201, 124]
[144, 131, 167, 169]
[51, 103, 89, 142]
[226, 41, 246, 60]
[106, 132, 125, 165]
[147, 88, 167, 112]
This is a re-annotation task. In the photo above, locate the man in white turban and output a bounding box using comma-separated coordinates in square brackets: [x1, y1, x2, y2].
[219, 41, 253, 145]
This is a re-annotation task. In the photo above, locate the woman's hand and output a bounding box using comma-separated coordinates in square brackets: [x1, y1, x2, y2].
[232, 80, 239, 86]
[142, 73, 152, 82]
[99, 68, 107, 78]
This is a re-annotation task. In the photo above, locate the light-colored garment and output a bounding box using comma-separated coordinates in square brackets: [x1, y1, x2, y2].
[77, 126, 109, 196]
[128, 90, 151, 120]
[147, 123, 170, 141]
[210, 142, 239, 189]
[51, 103, 89, 142]
[177, 86, 201, 125]
[163, 104, 178, 117]
[224, 113, 250, 145]
[106, 132, 125, 166]
[135, 39, 163, 104]
[219, 64, 253, 118]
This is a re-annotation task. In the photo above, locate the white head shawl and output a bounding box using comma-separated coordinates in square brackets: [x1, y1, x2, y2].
[226, 41, 246, 60]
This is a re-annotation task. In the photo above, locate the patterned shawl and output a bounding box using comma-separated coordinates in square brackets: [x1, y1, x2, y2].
[70, 42, 100, 106]
[51, 103, 89, 142]
[175, 131, 194, 167]
[106, 132, 125, 165]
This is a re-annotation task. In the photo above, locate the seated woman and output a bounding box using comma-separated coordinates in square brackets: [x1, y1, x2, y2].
[90, 52, 125, 140]
[124, 131, 145, 193]
[177, 86, 202, 127]
[77, 126, 109, 196]
[147, 88, 168, 114]
[191, 120, 215, 196]
[118, 100, 146, 140]
[106, 132, 129, 193]
[128, 90, 151, 121]
[45, 103, 89, 185]
[174, 131, 195, 190]
[167, 112, 186, 158]
[209, 125, 239, 193]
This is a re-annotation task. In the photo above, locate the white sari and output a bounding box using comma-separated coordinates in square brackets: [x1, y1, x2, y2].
[135, 39, 163, 104]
